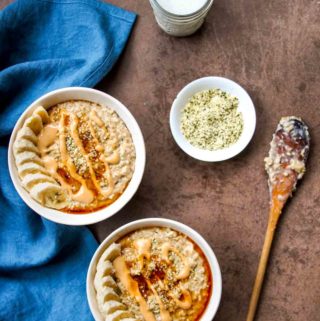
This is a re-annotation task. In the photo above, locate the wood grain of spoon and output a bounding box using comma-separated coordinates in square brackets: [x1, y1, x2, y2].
[246, 116, 310, 321]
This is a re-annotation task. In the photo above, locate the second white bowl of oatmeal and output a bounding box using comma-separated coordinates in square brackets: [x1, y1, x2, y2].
[87, 218, 222, 321]
[8, 87, 146, 226]
[170, 76, 256, 162]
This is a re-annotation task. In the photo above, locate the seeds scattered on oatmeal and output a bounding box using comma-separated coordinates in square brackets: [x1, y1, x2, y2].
[180, 89, 244, 151]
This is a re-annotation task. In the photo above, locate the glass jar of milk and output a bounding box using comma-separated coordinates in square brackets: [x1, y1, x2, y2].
[149, 0, 214, 36]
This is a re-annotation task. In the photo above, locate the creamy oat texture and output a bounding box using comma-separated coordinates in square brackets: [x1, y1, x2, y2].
[94, 227, 211, 321]
[13, 101, 135, 212]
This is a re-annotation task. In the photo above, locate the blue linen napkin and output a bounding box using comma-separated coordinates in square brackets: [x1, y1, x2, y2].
[0, 1, 136, 320]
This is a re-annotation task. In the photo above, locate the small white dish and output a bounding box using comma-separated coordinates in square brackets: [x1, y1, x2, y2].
[8, 87, 146, 226]
[170, 76, 256, 162]
[87, 218, 222, 321]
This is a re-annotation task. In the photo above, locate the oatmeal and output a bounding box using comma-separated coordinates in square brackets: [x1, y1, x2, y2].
[13, 101, 135, 212]
[94, 227, 212, 321]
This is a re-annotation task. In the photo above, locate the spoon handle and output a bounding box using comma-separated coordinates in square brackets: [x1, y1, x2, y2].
[247, 116, 310, 321]
[246, 204, 281, 321]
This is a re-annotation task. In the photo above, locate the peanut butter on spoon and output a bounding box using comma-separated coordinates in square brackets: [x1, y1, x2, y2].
[246, 116, 310, 321]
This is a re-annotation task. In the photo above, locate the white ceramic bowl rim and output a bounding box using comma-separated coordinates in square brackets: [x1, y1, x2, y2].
[8, 87, 146, 226]
[170, 76, 256, 162]
[86, 218, 222, 321]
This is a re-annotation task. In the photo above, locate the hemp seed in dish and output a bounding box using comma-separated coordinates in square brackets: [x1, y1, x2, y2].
[180, 89, 244, 151]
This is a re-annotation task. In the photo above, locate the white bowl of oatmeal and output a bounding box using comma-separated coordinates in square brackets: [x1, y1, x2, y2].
[170, 76, 256, 162]
[87, 218, 222, 321]
[8, 87, 146, 225]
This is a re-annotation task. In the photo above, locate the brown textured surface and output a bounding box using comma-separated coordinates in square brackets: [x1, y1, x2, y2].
[1, 0, 319, 320]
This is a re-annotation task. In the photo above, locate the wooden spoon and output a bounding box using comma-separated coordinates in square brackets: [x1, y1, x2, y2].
[246, 116, 310, 321]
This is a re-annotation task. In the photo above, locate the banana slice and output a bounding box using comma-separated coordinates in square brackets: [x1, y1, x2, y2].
[97, 260, 114, 275]
[101, 300, 126, 315]
[97, 287, 121, 307]
[33, 106, 49, 124]
[95, 275, 118, 292]
[18, 162, 48, 178]
[16, 127, 38, 145]
[120, 319, 137, 321]
[95, 262, 114, 292]
[29, 183, 67, 209]
[22, 173, 56, 190]
[105, 311, 133, 321]
[15, 151, 42, 166]
[13, 139, 40, 156]
[24, 114, 43, 135]
[100, 243, 121, 263]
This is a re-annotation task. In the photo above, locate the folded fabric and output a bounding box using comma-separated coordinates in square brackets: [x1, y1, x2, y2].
[0, 1, 136, 320]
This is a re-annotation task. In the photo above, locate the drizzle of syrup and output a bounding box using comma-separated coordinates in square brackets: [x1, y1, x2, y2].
[56, 167, 81, 192]
[132, 275, 151, 299]
[149, 263, 166, 283]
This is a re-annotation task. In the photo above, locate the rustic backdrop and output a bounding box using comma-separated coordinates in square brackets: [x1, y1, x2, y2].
[1, 0, 319, 320]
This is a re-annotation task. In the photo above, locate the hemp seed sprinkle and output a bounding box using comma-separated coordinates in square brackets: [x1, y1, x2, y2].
[180, 89, 243, 151]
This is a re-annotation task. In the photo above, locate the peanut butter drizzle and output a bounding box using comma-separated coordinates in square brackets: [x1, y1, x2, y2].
[42, 155, 69, 190]
[116, 239, 194, 320]
[37, 109, 122, 205]
[161, 242, 191, 280]
[146, 279, 172, 321]
[88, 110, 120, 197]
[95, 144, 104, 152]
[59, 113, 94, 204]
[104, 152, 120, 164]
[90, 110, 120, 164]
[38, 124, 71, 192]
[134, 239, 171, 320]
[134, 239, 151, 259]
[69, 113, 102, 194]
[161, 242, 193, 310]
[134, 238, 152, 270]
[113, 256, 156, 321]
[132, 239, 186, 319]
[87, 122, 114, 197]
[134, 238, 172, 321]
[38, 124, 58, 152]
[170, 285, 192, 310]
[90, 110, 104, 127]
